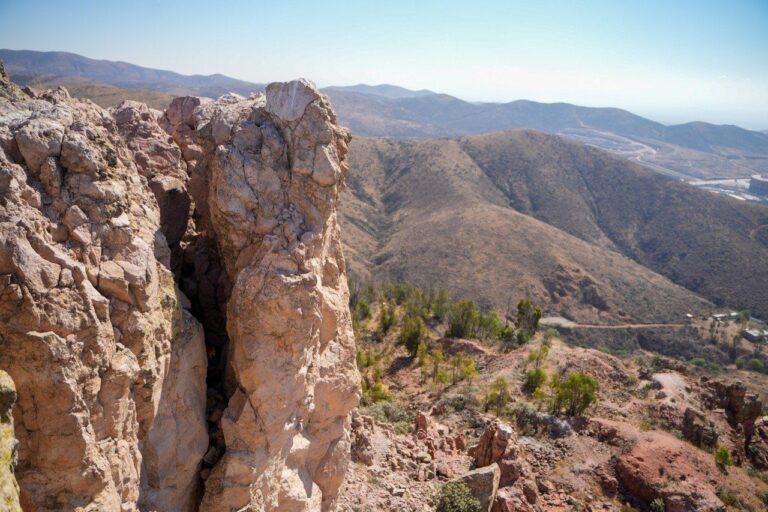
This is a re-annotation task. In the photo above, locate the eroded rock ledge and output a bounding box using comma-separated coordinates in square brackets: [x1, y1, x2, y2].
[0, 62, 360, 512]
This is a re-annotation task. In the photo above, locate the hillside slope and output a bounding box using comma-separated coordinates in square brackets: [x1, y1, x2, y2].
[341, 131, 768, 320]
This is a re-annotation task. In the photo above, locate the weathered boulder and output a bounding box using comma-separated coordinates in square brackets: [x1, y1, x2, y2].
[453, 463, 500, 512]
[0, 66, 207, 511]
[747, 416, 768, 470]
[472, 421, 540, 511]
[706, 381, 762, 427]
[681, 407, 718, 449]
[163, 79, 360, 512]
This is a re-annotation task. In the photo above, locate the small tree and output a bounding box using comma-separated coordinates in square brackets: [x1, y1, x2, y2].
[378, 298, 396, 335]
[432, 288, 450, 320]
[436, 481, 481, 512]
[517, 299, 542, 337]
[431, 346, 445, 383]
[476, 309, 503, 340]
[461, 356, 477, 384]
[485, 376, 510, 416]
[527, 343, 550, 369]
[524, 368, 547, 394]
[436, 368, 451, 390]
[447, 299, 479, 338]
[550, 371, 599, 416]
[399, 315, 427, 356]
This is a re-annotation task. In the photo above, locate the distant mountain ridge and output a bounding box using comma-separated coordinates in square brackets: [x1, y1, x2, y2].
[323, 83, 436, 99]
[3, 48, 767, 179]
[0, 49, 266, 98]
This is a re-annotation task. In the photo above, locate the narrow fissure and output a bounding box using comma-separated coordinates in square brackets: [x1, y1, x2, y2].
[175, 231, 231, 484]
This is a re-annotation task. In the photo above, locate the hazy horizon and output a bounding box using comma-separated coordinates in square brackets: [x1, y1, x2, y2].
[1, 0, 766, 129]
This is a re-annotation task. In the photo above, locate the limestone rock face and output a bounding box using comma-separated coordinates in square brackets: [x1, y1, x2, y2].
[0, 65, 207, 511]
[164, 80, 361, 511]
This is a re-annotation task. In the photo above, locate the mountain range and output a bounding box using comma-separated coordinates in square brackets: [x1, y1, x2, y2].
[3, 49, 768, 180]
[340, 131, 768, 322]
[2, 49, 767, 321]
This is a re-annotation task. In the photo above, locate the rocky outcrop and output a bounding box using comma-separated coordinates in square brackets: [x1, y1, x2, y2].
[615, 432, 725, 512]
[706, 381, 762, 427]
[0, 370, 21, 512]
[0, 65, 208, 511]
[1, 64, 360, 511]
[453, 464, 500, 512]
[162, 79, 361, 512]
[747, 416, 768, 469]
[681, 407, 718, 449]
[472, 421, 540, 512]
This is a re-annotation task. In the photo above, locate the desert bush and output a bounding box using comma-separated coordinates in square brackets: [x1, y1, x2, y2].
[476, 309, 503, 340]
[649, 498, 665, 512]
[736, 356, 766, 373]
[484, 376, 510, 416]
[378, 298, 397, 335]
[549, 371, 599, 416]
[400, 315, 427, 356]
[446, 299, 479, 338]
[516, 299, 542, 337]
[449, 352, 477, 384]
[432, 288, 450, 320]
[715, 446, 733, 467]
[361, 380, 392, 405]
[359, 401, 415, 434]
[499, 324, 515, 344]
[435, 481, 481, 512]
[523, 368, 547, 394]
[527, 343, 550, 369]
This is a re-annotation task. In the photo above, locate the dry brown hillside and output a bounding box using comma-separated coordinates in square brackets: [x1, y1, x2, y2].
[341, 131, 768, 322]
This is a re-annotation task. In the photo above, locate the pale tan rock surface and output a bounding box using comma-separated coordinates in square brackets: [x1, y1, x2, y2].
[164, 79, 361, 512]
[0, 65, 207, 511]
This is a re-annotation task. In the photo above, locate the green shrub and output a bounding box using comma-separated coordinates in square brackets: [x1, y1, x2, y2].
[516, 299, 542, 337]
[484, 376, 510, 416]
[449, 352, 477, 384]
[354, 298, 371, 321]
[523, 368, 547, 394]
[499, 324, 515, 344]
[432, 288, 450, 320]
[715, 446, 733, 466]
[511, 401, 544, 435]
[361, 380, 392, 405]
[476, 309, 503, 340]
[436, 481, 481, 512]
[359, 401, 414, 434]
[399, 315, 427, 356]
[747, 358, 766, 373]
[649, 498, 665, 512]
[378, 299, 397, 335]
[550, 371, 599, 416]
[446, 300, 479, 338]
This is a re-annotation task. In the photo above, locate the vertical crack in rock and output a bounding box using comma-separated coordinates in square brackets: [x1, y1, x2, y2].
[164, 80, 361, 511]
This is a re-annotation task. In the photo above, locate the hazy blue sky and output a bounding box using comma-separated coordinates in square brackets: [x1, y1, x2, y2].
[1, 0, 766, 128]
